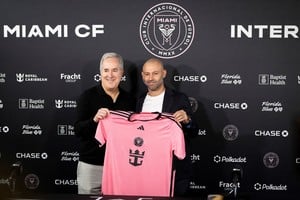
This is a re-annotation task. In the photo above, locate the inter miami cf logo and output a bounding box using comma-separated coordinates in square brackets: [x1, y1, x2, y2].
[140, 3, 194, 59]
[222, 124, 239, 141]
[188, 97, 198, 113]
[129, 137, 145, 166]
[263, 152, 279, 168]
[24, 173, 40, 189]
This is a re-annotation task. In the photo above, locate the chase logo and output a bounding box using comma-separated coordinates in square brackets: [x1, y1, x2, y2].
[140, 3, 194, 59]
[0, 126, 9, 134]
[16, 152, 48, 160]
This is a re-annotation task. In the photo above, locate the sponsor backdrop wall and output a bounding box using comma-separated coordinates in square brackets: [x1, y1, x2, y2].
[1, 0, 300, 199]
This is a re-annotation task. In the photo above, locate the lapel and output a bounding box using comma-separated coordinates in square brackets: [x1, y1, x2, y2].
[162, 87, 174, 113]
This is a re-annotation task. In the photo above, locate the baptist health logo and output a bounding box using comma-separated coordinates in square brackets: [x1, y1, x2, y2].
[258, 74, 286, 85]
[57, 125, 75, 135]
[140, 3, 194, 59]
[19, 99, 45, 109]
[16, 73, 47, 82]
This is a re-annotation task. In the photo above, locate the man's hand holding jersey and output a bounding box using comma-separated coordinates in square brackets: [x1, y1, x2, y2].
[93, 108, 110, 122]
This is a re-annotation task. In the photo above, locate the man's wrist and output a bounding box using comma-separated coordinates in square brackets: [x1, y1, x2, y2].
[183, 116, 191, 124]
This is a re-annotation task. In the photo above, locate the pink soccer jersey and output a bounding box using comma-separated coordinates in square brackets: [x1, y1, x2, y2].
[95, 111, 186, 197]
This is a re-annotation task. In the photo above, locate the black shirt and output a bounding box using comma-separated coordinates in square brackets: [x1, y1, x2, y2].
[74, 84, 136, 165]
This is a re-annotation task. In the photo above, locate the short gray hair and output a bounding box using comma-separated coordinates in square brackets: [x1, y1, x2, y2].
[99, 52, 124, 71]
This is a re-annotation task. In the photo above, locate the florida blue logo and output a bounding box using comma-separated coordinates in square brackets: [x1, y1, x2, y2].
[140, 3, 194, 59]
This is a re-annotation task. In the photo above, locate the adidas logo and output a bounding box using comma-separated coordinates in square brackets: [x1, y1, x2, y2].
[137, 125, 144, 131]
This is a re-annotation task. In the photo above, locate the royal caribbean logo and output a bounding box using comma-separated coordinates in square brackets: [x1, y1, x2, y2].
[0, 73, 6, 83]
[189, 181, 206, 190]
[16, 73, 48, 82]
[55, 99, 77, 109]
[140, 3, 194, 59]
[0, 99, 3, 109]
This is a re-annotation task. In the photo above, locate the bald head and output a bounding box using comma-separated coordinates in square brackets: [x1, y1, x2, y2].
[142, 58, 164, 71]
[141, 58, 166, 96]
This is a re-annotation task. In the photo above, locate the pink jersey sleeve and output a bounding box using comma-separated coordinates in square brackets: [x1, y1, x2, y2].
[172, 122, 186, 160]
[95, 119, 107, 147]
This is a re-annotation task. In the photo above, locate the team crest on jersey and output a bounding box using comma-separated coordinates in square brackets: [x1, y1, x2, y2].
[134, 137, 144, 147]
